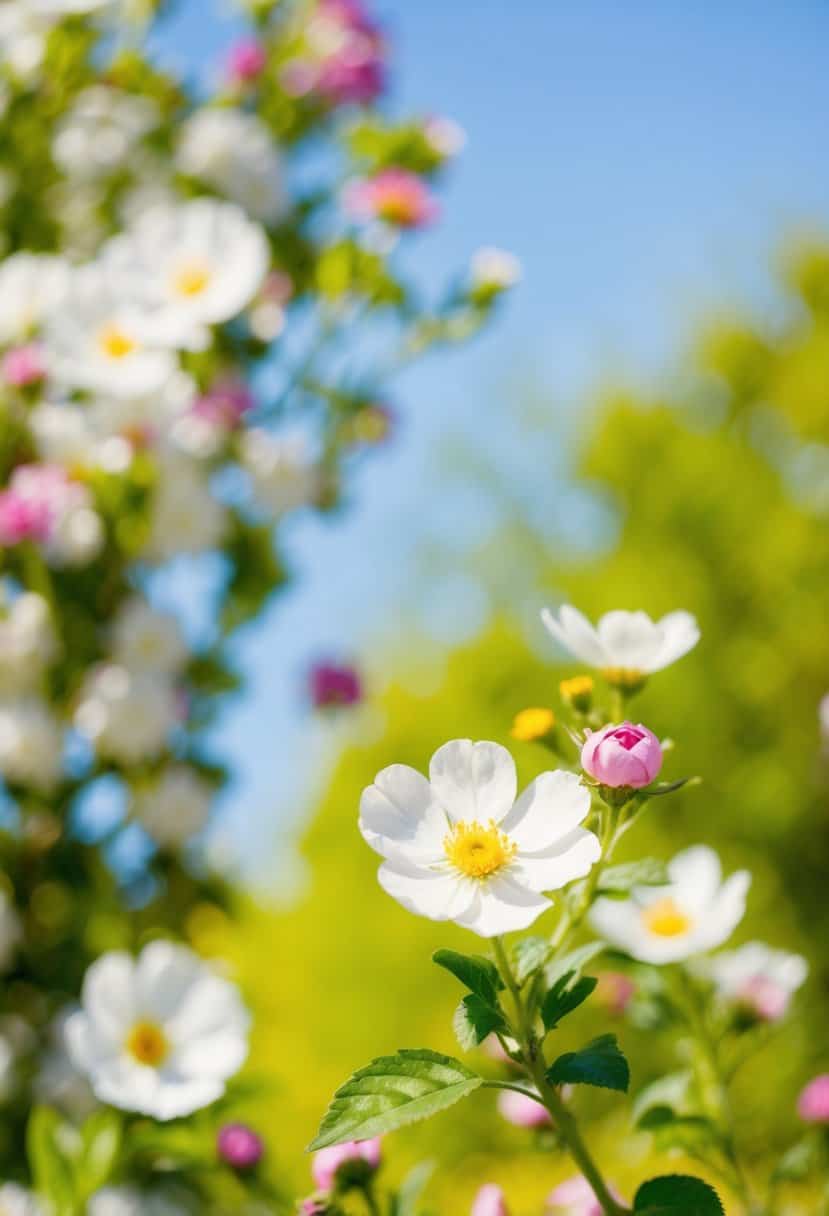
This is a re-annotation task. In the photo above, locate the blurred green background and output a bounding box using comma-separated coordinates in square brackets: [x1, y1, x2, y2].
[209, 245, 829, 1211]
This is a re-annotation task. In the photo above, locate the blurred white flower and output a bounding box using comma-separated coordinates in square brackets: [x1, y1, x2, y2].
[0, 1184, 43, 1216]
[74, 665, 179, 765]
[360, 739, 599, 937]
[66, 940, 250, 1120]
[86, 369, 197, 444]
[703, 941, 808, 1022]
[470, 246, 522, 292]
[590, 846, 750, 964]
[104, 199, 270, 349]
[0, 699, 63, 792]
[176, 108, 288, 224]
[112, 598, 188, 676]
[52, 86, 159, 181]
[89, 1189, 188, 1216]
[133, 767, 213, 847]
[241, 428, 319, 514]
[44, 264, 178, 399]
[0, 590, 55, 695]
[34, 1010, 96, 1118]
[541, 605, 700, 680]
[144, 458, 226, 561]
[0, 253, 70, 345]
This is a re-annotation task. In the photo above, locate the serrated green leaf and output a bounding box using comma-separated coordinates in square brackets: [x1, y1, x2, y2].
[547, 1034, 629, 1093]
[308, 1049, 483, 1150]
[633, 1174, 724, 1214]
[512, 936, 548, 984]
[432, 949, 504, 1003]
[452, 1000, 479, 1052]
[632, 1071, 692, 1123]
[599, 859, 670, 896]
[541, 971, 598, 1032]
[545, 941, 605, 986]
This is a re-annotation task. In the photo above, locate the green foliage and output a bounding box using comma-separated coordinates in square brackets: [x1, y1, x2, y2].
[546, 1034, 630, 1093]
[597, 860, 670, 897]
[540, 972, 598, 1032]
[633, 1175, 724, 1215]
[432, 949, 504, 1004]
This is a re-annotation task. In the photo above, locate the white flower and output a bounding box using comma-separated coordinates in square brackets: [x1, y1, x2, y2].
[176, 108, 288, 224]
[0, 1184, 43, 1216]
[0, 699, 63, 792]
[112, 598, 188, 676]
[541, 605, 700, 681]
[702, 942, 808, 1022]
[0, 590, 55, 695]
[144, 458, 226, 561]
[360, 739, 599, 937]
[240, 428, 319, 514]
[470, 246, 521, 292]
[133, 767, 212, 847]
[44, 264, 178, 399]
[0, 253, 70, 344]
[590, 846, 750, 964]
[89, 1187, 188, 1216]
[52, 86, 159, 181]
[103, 200, 270, 349]
[74, 665, 179, 765]
[66, 940, 250, 1120]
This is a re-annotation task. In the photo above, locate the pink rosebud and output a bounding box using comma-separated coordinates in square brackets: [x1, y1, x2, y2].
[310, 661, 362, 709]
[299, 1201, 328, 1215]
[581, 721, 662, 789]
[2, 343, 46, 387]
[471, 1184, 510, 1216]
[311, 1138, 381, 1191]
[344, 169, 438, 229]
[226, 38, 268, 84]
[797, 1074, 829, 1124]
[217, 1123, 264, 1169]
[595, 971, 636, 1017]
[497, 1088, 552, 1128]
[547, 1175, 624, 1215]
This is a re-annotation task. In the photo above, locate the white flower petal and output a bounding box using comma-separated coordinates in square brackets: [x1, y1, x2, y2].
[666, 845, 722, 913]
[513, 827, 601, 892]
[428, 739, 517, 823]
[134, 940, 205, 1022]
[377, 857, 476, 923]
[541, 605, 606, 666]
[171, 1028, 248, 1080]
[454, 873, 550, 937]
[649, 611, 700, 672]
[80, 951, 136, 1041]
[596, 610, 662, 670]
[499, 769, 591, 848]
[359, 764, 447, 861]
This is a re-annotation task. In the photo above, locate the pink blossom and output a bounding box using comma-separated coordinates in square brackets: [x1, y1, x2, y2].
[581, 721, 662, 789]
[217, 1123, 264, 1169]
[595, 971, 636, 1017]
[314, 0, 386, 104]
[0, 464, 82, 545]
[2, 343, 46, 387]
[192, 378, 254, 428]
[311, 1138, 381, 1191]
[735, 975, 790, 1022]
[344, 169, 438, 229]
[547, 1175, 624, 1215]
[797, 1074, 829, 1124]
[310, 661, 362, 708]
[497, 1087, 552, 1128]
[471, 1184, 510, 1216]
[226, 38, 267, 85]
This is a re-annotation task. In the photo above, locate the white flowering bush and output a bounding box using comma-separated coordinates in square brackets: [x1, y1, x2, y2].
[0, 0, 516, 1209]
[308, 608, 826, 1216]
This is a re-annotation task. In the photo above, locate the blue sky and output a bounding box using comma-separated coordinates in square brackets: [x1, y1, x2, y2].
[153, 0, 829, 880]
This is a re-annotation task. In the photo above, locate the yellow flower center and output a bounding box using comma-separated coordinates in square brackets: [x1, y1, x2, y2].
[641, 897, 693, 938]
[510, 706, 555, 742]
[125, 1019, 169, 1067]
[601, 666, 647, 692]
[172, 260, 212, 297]
[98, 324, 137, 361]
[444, 820, 516, 879]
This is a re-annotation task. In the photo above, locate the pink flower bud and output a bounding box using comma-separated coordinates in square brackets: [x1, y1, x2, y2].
[217, 1123, 264, 1169]
[594, 971, 636, 1017]
[797, 1074, 829, 1124]
[547, 1175, 624, 1215]
[311, 1138, 381, 1191]
[226, 38, 267, 84]
[344, 169, 438, 229]
[310, 661, 362, 709]
[581, 721, 662, 789]
[735, 975, 790, 1022]
[497, 1088, 552, 1128]
[2, 343, 46, 387]
[471, 1184, 510, 1216]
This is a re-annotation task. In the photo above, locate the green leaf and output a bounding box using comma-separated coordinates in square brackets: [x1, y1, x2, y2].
[632, 1071, 692, 1123]
[26, 1107, 76, 1214]
[541, 971, 598, 1032]
[633, 1175, 724, 1215]
[76, 1110, 122, 1199]
[455, 994, 509, 1048]
[308, 1049, 483, 1150]
[391, 1160, 435, 1216]
[432, 949, 504, 1004]
[512, 936, 548, 984]
[544, 942, 605, 986]
[637, 1107, 722, 1154]
[547, 1034, 630, 1093]
[598, 859, 670, 896]
[772, 1137, 823, 1182]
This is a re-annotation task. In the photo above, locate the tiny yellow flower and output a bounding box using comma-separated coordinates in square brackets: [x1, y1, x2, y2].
[559, 675, 594, 712]
[510, 706, 556, 742]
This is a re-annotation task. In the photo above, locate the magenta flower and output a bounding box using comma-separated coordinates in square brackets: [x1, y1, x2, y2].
[497, 1087, 552, 1128]
[581, 721, 662, 789]
[2, 343, 46, 387]
[192, 378, 254, 428]
[0, 464, 81, 545]
[310, 661, 362, 709]
[344, 169, 438, 229]
[471, 1184, 510, 1216]
[547, 1175, 624, 1215]
[217, 1123, 264, 1169]
[797, 1074, 829, 1124]
[226, 38, 267, 85]
[315, 0, 386, 104]
[311, 1137, 381, 1191]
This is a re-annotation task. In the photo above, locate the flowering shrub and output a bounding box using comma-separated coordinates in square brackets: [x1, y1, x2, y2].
[0, 0, 514, 1209]
[309, 606, 822, 1214]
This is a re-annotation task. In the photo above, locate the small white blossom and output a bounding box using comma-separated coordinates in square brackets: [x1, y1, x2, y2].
[74, 665, 179, 765]
[360, 739, 600, 937]
[0, 1184, 43, 1216]
[112, 598, 188, 676]
[0, 253, 70, 344]
[541, 605, 700, 680]
[89, 1189, 188, 1216]
[703, 942, 808, 1022]
[0, 699, 63, 792]
[52, 86, 159, 181]
[144, 458, 226, 561]
[133, 767, 212, 847]
[67, 940, 250, 1120]
[590, 846, 750, 964]
[0, 591, 55, 695]
[241, 428, 319, 515]
[470, 246, 522, 292]
[176, 108, 288, 224]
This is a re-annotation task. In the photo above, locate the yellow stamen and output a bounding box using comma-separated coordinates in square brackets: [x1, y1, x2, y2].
[98, 325, 137, 360]
[510, 706, 555, 742]
[641, 897, 692, 938]
[444, 819, 516, 879]
[125, 1019, 168, 1067]
[601, 666, 647, 693]
[172, 260, 212, 297]
[559, 675, 594, 711]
